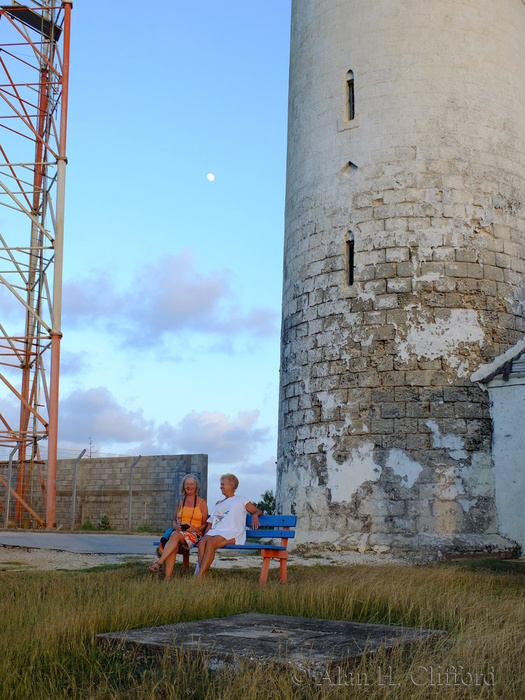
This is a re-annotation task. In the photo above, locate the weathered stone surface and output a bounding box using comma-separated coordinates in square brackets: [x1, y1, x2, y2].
[98, 613, 445, 669]
[277, 0, 525, 558]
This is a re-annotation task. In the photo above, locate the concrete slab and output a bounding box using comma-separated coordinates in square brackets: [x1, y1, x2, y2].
[98, 613, 445, 669]
[0, 532, 154, 554]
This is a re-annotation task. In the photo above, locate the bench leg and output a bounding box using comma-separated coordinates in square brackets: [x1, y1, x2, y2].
[180, 545, 190, 570]
[259, 549, 289, 585]
[259, 556, 271, 587]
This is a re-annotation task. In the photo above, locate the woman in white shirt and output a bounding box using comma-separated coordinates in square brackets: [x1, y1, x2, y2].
[195, 473, 262, 579]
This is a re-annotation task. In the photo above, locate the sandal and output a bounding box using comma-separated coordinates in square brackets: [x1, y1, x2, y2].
[148, 562, 162, 573]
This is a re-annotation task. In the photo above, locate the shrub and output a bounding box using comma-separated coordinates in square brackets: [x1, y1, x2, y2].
[97, 515, 111, 531]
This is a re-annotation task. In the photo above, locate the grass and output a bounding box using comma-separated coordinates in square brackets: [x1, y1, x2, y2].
[0, 559, 523, 699]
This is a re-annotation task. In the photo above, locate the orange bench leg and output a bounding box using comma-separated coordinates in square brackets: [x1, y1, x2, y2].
[259, 556, 271, 587]
[179, 544, 190, 570]
[260, 550, 289, 586]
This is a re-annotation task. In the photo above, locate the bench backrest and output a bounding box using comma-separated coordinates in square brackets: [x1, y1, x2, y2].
[245, 514, 297, 541]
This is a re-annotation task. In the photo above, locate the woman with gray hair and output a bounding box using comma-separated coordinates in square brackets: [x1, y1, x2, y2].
[195, 473, 262, 579]
[148, 474, 208, 579]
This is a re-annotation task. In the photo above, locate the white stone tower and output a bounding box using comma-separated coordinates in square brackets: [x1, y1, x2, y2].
[277, 0, 525, 557]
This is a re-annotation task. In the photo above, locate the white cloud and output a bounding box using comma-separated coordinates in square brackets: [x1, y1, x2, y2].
[62, 269, 124, 322]
[60, 349, 90, 376]
[59, 387, 153, 444]
[2, 381, 276, 503]
[57, 387, 271, 466]
[159, 409, 270, 462]
[0, 390, 20, 443]
[62, 249, 278, 347]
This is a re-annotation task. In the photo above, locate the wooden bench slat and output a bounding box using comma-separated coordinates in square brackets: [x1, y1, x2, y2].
[245, 529, 295, 539]
[246, 514, 297, 527]
[223, 543, 286, 551]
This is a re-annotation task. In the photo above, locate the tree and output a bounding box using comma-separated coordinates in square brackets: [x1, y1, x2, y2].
[254, 490, 275, 515]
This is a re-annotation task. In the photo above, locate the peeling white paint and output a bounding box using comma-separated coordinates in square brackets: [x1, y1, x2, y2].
[317, 390, 338, 411]
[433, 464, 464, 501]
[326, 441, 379, 500]
[350, 423, 369, 434]
[357, 290, 375, 303]
[388, 449, 422, 488]
[469, 452, 494, 492]
[452, 359, 471, 378]
[458, 498, 476, 512]
[414, 271, 441, 284]
[427, 420, 468, 460]
[396, 309, 484, 375]
[433, 453, 494, 504]
[438, 475, 464, 500]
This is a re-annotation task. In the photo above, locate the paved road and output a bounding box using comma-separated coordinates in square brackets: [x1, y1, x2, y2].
[0, 531, 155, 554]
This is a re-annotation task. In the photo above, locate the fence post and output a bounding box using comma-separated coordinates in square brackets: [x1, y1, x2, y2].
[127, 455, 142, 531]
[70, 449, 86, 530]
[3, 445, 19, 529]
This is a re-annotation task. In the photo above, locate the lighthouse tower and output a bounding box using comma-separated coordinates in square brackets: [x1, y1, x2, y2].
[277, 0, 525, 557]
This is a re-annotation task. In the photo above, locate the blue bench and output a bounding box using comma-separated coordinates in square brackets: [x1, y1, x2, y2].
[155, 514, 297, 586]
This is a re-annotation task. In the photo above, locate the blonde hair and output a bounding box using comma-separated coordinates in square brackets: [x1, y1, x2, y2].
[179, 474, 200, 497]
[220, 473, 239, 490]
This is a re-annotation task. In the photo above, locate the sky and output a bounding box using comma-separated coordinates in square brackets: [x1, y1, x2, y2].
[0, 1, 292, 507]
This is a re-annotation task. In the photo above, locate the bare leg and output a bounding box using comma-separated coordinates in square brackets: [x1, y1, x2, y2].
[157, 532, 185, 571]
[197, 535, 208, 568]
[164, 550, 179, 580]
[196, 535, 234, 579]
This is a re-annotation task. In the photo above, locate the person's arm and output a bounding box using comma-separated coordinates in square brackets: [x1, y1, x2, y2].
[245, 502, 263, 529]
[188, 497, 208, 534]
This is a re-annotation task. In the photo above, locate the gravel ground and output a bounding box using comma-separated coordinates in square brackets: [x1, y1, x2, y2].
[0, 544, 406, 573]
[0, 546, 148, 572]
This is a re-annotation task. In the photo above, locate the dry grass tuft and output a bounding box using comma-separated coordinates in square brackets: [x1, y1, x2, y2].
[0, 560, 523, 698]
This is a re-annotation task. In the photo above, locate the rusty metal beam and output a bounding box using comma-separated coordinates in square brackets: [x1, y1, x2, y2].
[0, 1, 72, 527]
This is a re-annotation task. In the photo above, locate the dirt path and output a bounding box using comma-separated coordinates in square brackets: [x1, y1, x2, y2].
[0, 544, 405, 572]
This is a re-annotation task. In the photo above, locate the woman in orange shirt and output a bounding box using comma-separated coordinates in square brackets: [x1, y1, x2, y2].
[149, 475, 208, 579]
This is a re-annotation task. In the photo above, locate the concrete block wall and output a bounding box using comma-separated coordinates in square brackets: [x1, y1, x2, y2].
[28, 454, 207, 531]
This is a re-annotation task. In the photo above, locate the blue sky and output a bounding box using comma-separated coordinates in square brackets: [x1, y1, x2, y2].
[37, 1, 291, 505]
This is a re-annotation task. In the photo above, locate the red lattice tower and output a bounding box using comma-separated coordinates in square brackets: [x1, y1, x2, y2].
[0, 1, 72, 527]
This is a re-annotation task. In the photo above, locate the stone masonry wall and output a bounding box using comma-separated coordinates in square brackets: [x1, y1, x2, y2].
[277, 0, 525, 558]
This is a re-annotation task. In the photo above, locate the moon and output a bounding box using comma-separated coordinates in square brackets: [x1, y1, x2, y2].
[206, 173, 215, 182]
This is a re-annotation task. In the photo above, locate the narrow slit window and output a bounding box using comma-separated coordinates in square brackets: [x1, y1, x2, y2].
[346, 70, 355, 121]
[346, 233, 355, 286]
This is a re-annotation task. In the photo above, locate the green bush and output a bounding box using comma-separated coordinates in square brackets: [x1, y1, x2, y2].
[97, 515, 111, 531]
[79, 521, 95, 531]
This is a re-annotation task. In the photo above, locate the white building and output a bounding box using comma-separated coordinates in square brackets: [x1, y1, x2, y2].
[471, 340, 525, 553]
